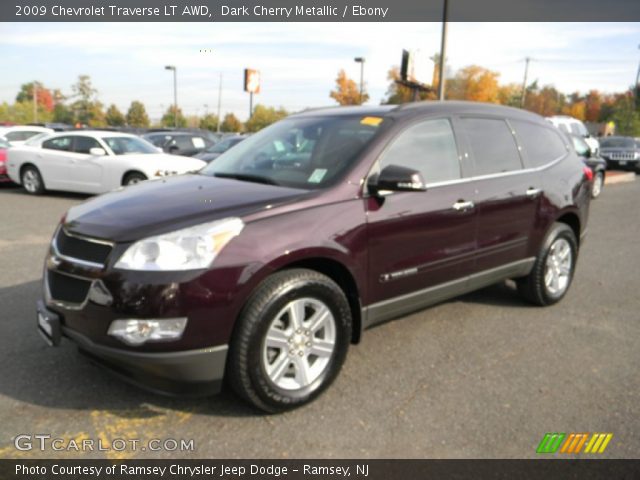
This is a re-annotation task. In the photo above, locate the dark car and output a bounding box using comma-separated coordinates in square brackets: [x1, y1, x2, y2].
[570, 134, 606, 198]
[599, 136, 640, 172]
[143, 131, 214, 157]
[193, 135, 246, 163]
[37, 102, 591, 412]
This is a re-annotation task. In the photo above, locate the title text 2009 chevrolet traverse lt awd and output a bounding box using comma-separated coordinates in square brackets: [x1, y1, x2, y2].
[37, 102, 591, 412]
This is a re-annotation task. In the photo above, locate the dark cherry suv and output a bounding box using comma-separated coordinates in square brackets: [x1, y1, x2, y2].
[37, 101, 591, 412]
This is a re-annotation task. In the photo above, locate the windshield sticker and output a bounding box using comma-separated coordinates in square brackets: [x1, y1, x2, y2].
[308, 168, 327, 183]
[192, 137, 206, 148]
[360, 116, 383, 127]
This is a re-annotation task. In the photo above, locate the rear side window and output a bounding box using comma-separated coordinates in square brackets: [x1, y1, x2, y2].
[459, 118, 522, 176]
[42, 136, 73, 151]
[379, 118, 461, 184]
[72, 136, 101, 154]
[511, 120, 567, 167]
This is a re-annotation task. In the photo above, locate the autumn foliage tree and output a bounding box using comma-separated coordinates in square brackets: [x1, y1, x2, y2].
[105, 104, 125, 126]
[330, 69, 369, 105]
[16, 82, 54, 112]
[245, 105, 288, 132]
[447, 65, 501, 103]
[221, 113, 243, 133]
[126, 101, 150, 127]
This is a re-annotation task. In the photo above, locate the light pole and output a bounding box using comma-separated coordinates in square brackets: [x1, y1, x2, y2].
[164, 65, 177, 128]
[354, 57, 365, 104]
[217, 72, 223, 133]
[437, 0, 448, 101]
[521, 57, 531, 108]
[635, 44, 640, 100]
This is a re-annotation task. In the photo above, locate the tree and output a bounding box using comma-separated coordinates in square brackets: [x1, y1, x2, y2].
[382, 66, 434, 104]
[245, 105, 288, 132]
[87, 101, 106, 127]
[220, 113, 243, 133]
[610, 93, 640, 136]
[70, 75, 99, 125]
[447, 65, 500, 103]
[329, 69, 369, 105]
[524, 84, 564, 117]
[105, 104, 126, 126]
[126, 101, 150, 127]
[584, 90, 603, 122]
[52, 103, 74, 124]
[199, 114, 219, 131]
[161, 105, 187, 128]
[16, 82, 54, 112]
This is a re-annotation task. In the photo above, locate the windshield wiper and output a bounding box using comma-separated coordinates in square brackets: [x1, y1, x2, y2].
[213, 172, 279, 186]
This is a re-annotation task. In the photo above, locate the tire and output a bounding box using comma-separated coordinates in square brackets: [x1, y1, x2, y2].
[591, 171, 604, 199]
[123, 172, 147, 186]
[227, 268, 352, 413]
[21, 165, 45, 195]
[517, 223, 578, 306]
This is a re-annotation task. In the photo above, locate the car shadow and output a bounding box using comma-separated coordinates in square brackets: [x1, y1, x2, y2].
[0, 186, 93, 201]
[0, 280, 258, 418]
[458, 281, 536, 308]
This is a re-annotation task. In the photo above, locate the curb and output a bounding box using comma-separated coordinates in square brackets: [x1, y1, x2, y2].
[605, 171, 636, 186]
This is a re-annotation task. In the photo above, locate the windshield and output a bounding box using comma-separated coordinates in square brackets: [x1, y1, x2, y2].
[201, 115, 385, 189]
[571, 136, 589, 156]
[0, 138, 10, 148]
[103, 136, 158, 155]
[600, 137, 635, 149]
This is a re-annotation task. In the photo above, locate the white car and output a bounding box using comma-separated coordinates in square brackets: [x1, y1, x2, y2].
[0, 125, 54, 146]
[7, 131, 206, 195]
[546, 116, 599, 155]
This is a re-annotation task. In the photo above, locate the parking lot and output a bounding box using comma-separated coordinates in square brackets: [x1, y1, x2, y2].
[0, 179, 639, 460]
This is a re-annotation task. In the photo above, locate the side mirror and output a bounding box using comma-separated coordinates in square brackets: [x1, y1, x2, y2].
[168, 145, 179, 154]
[368, 164, 427, 196]
[89, 147, 106, 156]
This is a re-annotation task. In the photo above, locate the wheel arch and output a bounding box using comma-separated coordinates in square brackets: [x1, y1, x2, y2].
[555, 211, 581, 247]
[274, 257, 363, 344]
[121, 170, 148, 186]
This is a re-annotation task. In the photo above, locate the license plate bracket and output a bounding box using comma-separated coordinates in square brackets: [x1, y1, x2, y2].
[37, 301, 61, 346]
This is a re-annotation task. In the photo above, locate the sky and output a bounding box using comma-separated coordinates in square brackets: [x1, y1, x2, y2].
[0, 22, 639, 122]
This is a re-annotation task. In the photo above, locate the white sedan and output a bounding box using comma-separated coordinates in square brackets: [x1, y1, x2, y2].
[0, 125, 54, 146]
[7, 131, 206, 195]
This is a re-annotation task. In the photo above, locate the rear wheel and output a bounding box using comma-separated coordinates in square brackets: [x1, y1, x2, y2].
[123, 172, 147, 186]
[227, 269, 352, 412]
[21, 166, 45, 195]
[591, 171, 604, 198]
[517, 223, 578, 306]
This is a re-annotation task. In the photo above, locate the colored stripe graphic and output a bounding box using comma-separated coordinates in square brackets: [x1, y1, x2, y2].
[560, 433, 588, 453]
[536, 433, 566, 453]
[584, 433, 613, 454]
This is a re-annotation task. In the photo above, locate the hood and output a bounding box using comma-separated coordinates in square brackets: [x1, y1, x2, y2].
[126, 153, 205, 172]
[65, 173, 311, 242]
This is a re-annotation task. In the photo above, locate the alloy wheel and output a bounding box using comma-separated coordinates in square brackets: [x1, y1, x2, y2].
[544, 238, 573, 296]
[262, 297, 336, 390]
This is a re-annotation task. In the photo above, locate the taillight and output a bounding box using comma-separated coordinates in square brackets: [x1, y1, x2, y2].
[583, 166, 593, 182]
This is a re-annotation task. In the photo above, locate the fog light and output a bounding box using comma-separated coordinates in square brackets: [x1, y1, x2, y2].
[108, 318, 187, 346]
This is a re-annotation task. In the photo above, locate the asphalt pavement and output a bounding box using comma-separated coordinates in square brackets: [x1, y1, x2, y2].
[0, 180, 638, 459]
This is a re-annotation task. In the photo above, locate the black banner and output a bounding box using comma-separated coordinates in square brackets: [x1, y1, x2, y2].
[4, 0, 640, 22]
[2, 460, 640, 480]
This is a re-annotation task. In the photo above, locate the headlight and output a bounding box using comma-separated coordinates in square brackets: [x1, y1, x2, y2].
[115, 217, 244, 271]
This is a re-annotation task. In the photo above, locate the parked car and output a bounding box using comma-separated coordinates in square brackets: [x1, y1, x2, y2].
[7, 131, 205, 195]
[570, 135, 606, 198]
[143, 132, 214, 157]
[36, 102, 590, 412]
[194, 135, 246, 163]
[0, 125, 54, 146]
[598, 136, 640, 173]
[547, 116, 599, 155]
[0, 138, 12, 184]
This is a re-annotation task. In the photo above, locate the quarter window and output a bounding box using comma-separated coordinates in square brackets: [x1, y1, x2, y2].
[42, 136, 73, 151]
[511, 120, 567, 167]
[459, 118, 522, 176]
[379, 118, 461, 184]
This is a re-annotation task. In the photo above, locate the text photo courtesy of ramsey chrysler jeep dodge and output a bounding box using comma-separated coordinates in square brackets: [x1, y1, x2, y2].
[36, 101, 591, 412]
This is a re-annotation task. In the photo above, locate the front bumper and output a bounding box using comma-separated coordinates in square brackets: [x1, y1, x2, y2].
[38, 300, 228, 396]
[602, 157, 639, 171]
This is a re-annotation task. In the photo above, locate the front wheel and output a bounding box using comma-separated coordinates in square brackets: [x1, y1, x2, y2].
[517, 223, 578, 306]
[227, 269, 352, 413]
[123, 172, 147, 186]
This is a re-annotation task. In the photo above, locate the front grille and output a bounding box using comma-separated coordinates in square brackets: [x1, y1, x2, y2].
[55, 229, 112, 265]
[607, 152, 635, 160]
[47, 270, 92, 305]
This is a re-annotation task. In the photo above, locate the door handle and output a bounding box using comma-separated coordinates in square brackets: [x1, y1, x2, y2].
[526, 187, 542, 197]
[452, 200, 475, 211]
